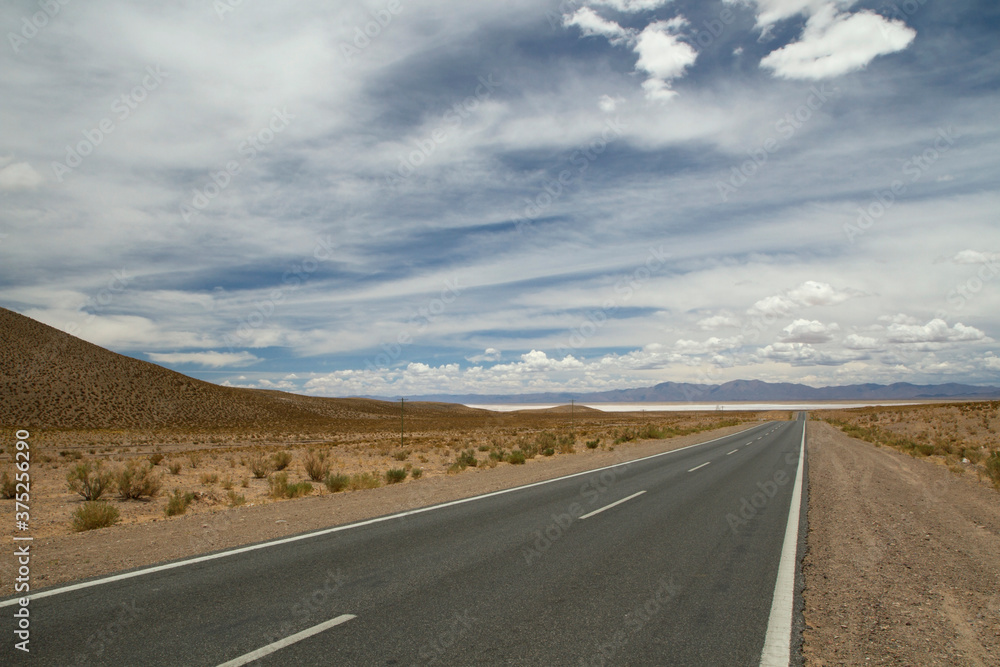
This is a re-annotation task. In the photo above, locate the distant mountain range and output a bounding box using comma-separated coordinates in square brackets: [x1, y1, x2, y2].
[387, 379, 1000, 405]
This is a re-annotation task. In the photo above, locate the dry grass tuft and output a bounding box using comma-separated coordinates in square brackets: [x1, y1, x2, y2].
[72, 501, 120, 531]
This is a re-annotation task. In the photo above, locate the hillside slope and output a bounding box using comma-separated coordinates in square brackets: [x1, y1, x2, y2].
[0, 307, 469, 430]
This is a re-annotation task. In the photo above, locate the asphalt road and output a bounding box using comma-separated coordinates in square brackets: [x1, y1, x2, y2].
[3, 416, 807, 666]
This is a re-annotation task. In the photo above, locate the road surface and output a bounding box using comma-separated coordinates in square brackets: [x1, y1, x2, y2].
[3, 416, 807, 665]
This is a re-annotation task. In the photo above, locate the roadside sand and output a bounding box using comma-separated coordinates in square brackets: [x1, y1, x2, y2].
[803, 420, 1000, 665]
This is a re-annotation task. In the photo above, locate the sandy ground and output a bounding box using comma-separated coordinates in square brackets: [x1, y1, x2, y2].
[803, 420, 1000, 665]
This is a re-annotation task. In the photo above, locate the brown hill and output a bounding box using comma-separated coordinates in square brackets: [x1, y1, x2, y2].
[0, 307, 480, 430]
[513, 404, 604, 414]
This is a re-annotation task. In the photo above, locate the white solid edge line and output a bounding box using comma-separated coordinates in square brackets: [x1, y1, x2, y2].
[215, 614, 356, 667]
[758, 419, 806, 667]
[1, 422, 772, 607]
[579, 491, 646, 520]
[687, 461, 711, 472]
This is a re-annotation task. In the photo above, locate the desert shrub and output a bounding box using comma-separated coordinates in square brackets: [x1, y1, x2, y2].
[1, 469, 16, 499]
[393, 450, 411, 461]
[385, 468, 408, 484]
[200, 472, 219, 486]
[324, 473, 350, 492]
[268, 472, 312, 498]
[287, 481, 312, 498]
[914, 443, 935, 457]
[303, 450, 330, 482]
[226, 490, 246, 507]
[613, 429, 636, 445]
[535, 432, 558, 449]
[72, 502, 120, 531]
[221, 476, 234, 490]
[489, 449, 505, 461]
[411, 467, 423, 479]
[558, 440, 575, 454]
[248, 453, 271, 478]
[272, 451, 292, 471]
[477, 445, 490, 452]
[114, 460, 162, 499]
[349, 472, 381, 490]
[507, 450, 526, 465]
[187, 453, 201, 468]
[268, 472, 289, 498]
[165, 489, 195, 516]
[985, 451, 1000, 486]
[542, 447, 555, 457]
[148, 453, 164, 466]
[457, 449, 478, 468]
[67, 462, 114, 501]
[168, 461, 182, 475]
[586, 438, 601, 449]
[640, 424, 669, 440]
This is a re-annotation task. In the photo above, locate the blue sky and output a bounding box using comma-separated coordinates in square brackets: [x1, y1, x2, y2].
[2, 0, 999, 396]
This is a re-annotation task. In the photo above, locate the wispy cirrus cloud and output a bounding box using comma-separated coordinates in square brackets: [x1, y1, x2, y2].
[1, 0, 997, 395]
[147, 351, 261, 368]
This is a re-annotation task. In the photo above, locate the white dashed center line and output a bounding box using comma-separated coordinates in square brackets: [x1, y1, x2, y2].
[687, 461, 711, 473]
[216, 614, 356, 667]
[580, 491, 646, 520]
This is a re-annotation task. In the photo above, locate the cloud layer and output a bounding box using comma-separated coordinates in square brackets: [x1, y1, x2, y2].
[1, 0, 998, 397]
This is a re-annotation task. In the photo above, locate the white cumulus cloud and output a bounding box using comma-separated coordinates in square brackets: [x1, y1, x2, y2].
[844, 333, 880, 350]
[634, 19, 698, 101]
[885, 319, 987, 344]
[564, 7, 632, 45]
[983, 353, 1000, 372]
[759, 6, 916, 80]
[780, 319, 840, 343]
[466, 347, 502, 362]
[749, 281, 860, 317]
[727, 0, 854, 30]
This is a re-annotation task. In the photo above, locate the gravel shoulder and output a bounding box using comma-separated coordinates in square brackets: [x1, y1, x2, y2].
[803, 420, 1000, 665]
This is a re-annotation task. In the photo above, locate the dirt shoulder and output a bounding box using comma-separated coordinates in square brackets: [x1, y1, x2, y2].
[803, 420, 1000, 665]
[1, 423, 755, 597]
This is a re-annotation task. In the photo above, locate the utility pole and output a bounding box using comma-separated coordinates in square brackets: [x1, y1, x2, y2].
[570, 398, 574, 432]
[400, 397, 405, 448]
